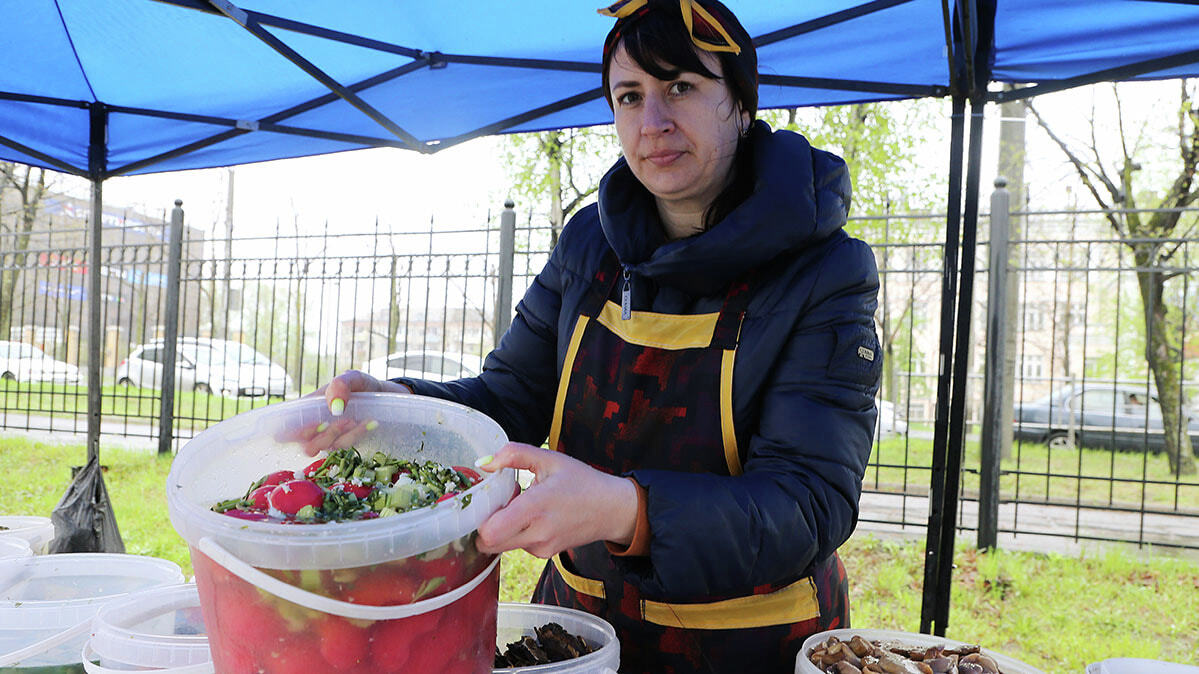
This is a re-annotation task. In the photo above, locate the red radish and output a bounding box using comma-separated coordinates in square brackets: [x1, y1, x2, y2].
[360, 511, 380, 519]
[332, 481, 373, 499]
[436, 491, 459, 503]
[302, 457, 326, 477]
[268, 479, 324, 515]
[248, 485, 274, 510]
[261, 469, 296, 486]
[453, 465, 482, 485]
[222, 508, 268, 521]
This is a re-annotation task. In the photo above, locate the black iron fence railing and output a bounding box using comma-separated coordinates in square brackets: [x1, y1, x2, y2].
[1, 194, 1196, 554]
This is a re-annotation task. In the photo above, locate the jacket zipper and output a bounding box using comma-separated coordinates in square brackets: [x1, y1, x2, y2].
[621, 266, 632, 320]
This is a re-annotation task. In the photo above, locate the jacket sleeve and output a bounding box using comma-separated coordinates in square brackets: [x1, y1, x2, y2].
[624, 238, 881, 599]
[395, 233, 570, 446]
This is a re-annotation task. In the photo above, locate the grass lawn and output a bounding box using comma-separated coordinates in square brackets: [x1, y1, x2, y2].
[865, 432, 1199, 511]
[2, 437, 1196, 673]
[0, 380, 278, 426]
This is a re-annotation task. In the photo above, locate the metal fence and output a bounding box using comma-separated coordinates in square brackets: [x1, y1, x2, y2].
[2, 192, 1196, 555]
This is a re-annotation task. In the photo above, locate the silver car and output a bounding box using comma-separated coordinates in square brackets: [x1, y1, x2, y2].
[361, 350, 483, 383]
[0, 340, 81, 384]
[116, 338, 292, 398]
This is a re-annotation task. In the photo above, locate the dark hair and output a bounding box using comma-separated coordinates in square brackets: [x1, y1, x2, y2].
[600, 0, 759, 230]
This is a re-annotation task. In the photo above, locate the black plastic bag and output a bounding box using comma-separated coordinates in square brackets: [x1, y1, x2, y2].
[48, 455, 124, 553]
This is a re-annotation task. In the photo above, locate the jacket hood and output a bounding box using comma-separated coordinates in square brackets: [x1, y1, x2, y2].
[597, 121, 851, 295]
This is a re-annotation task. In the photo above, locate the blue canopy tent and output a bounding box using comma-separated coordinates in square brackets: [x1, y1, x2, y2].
[4, 0, 1199, 634]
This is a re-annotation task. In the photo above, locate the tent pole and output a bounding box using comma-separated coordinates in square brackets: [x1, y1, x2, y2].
[920, 92, 967, 635]
[934, 93, 988, 634]
[86, 105, 108, 464]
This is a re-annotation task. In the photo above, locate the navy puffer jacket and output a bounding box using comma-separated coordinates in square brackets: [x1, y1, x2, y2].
[400, 121, 881, 599]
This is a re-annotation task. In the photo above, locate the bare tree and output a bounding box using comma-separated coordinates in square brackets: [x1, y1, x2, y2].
[1029, 82, 1198, 476]
[0, 162, 50, 340]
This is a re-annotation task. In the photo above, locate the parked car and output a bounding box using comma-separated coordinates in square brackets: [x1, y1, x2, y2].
[876, 399, 908, 436]
[361, 350, 483, 383]
[0, 340, 81, 384]
[1013, 383, 1199, 452]
[115, 338, 292, 398]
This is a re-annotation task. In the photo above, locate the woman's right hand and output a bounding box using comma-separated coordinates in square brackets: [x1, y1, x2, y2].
[287, 370, 412, 455]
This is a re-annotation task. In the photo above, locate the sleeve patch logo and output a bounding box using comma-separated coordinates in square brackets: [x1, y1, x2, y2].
[857, 346, 875, 362]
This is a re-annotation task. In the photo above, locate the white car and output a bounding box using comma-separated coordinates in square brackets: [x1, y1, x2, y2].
[361, 350, 483, 383]
[0, 341, 81, 384]
[876, 399, 908, 436]
[115, 338, 292, 398]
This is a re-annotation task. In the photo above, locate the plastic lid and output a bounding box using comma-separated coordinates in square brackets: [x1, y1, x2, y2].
[166, 393, 515, 570]
[1087, 659, 1199, 674]
[89, 583, 211, 669]
[495, 602, 620, 673]
[0, 554, 185, 629]
[0, 515, 55, 552]
[797, 628, 1044, 674]
[0, 537, 31, 561]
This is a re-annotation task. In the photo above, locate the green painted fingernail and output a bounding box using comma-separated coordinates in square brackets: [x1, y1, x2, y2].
[475, 455, 494, 467]
[316, 422, 329, 433]
[330, 398, 345, 416]
[365, 420, 379, 431]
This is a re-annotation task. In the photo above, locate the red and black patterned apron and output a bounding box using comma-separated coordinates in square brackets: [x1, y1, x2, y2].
[532, 252, 850, 673]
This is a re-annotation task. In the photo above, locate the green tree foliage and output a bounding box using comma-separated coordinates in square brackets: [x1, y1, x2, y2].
[502, 127, 621, 247]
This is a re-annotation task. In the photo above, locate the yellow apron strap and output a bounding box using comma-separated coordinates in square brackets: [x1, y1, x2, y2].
[548, 315, 591, 452]
[720, 348, 741, 476]
[553, 552, 820, 629]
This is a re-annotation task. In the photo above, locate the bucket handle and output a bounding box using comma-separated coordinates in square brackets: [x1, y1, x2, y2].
[197, 536, 500, 621]
[0, 616, 93, 668]
[81, 641, 215, 674]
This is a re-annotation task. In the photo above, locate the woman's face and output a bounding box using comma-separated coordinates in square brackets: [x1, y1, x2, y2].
[608, 44, 746, 217]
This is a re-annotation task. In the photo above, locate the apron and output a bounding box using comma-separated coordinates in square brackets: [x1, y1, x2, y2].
[532, 252, 850, 674]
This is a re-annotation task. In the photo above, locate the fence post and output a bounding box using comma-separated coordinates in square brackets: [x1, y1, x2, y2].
[157, 200, 185, 455]
[494, 200, 516, 348]
[978, 178, 1010, 550]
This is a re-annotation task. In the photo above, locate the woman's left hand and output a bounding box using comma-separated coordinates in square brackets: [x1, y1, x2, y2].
[475, 442, 639, 558]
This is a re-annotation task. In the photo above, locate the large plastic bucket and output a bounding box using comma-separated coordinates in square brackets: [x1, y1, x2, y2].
[0, 554, 185, 672]
[494, 603, 619, 673]
[167, 393, 516, 674]
[82, 583, 211, 674]
[1087, 659, 1199, 674]
[0, 539, 30, 563]
[797, 628, 1044, 674]
[0, 517, 54, 555]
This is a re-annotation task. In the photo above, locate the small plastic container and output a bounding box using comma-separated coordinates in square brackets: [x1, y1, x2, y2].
[797, 628, 1044, 674]
[1087, 659, 1199, 674]
[0, 516, 55, 554]
[0, 537, 31, 562]
[0, 553, 185, 671]
[167, 393, 516, 674]
[82, 583, 211, 673]
[494, 602, 619, 673]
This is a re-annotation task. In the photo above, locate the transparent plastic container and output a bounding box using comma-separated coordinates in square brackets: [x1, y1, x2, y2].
[1087, 659, 1199, 674]
[797, 628, 1044, 674]
[0, 538, 31, 562]
[494, 603, 619, 673]
[82, 583, 211, 673]
[167, 393, 516, 674]
[0, 517, 54, 555]
[0, 554, 185, 672]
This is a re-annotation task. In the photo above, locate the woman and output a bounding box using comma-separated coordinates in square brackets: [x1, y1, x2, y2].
[322, 1, 881, 671]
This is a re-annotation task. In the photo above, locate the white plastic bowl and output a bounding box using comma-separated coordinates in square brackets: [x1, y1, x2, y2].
[1087, 658, 1199, 674]
[797, 628, 1044, 674]
[0, 515, 55, 554]
[495, 602, 619, 673]
[85, 583, 210, 672]
[0, 537, 31, 562]
[0, 553, 185, 669]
